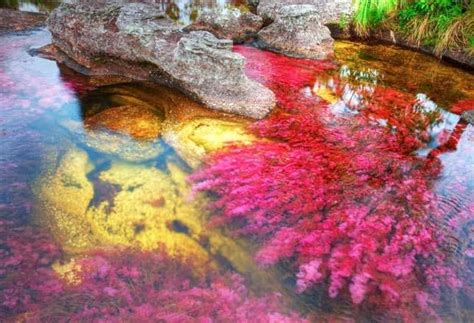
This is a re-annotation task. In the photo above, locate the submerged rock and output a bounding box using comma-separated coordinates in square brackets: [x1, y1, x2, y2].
[257, 0, 353, 24]
[85, 161, 211, 262]
[46, 0, 275, 119]
[84, 105, 163, 140]
[34, 148, 98, 251]
[62, 119, 164, 162]
[33, 148, 279, 286]
[258, 5, 334, 59]
[185, 8, 263, 43]
[162, 117, 255, 168]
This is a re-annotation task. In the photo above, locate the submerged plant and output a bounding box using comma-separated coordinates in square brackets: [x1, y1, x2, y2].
[0, 218, 304, 321]
[38, 251, 305, 322]
[192, 45, 464, 320]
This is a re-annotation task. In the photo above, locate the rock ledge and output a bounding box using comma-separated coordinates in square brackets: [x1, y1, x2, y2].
[46, 1, 275, 119]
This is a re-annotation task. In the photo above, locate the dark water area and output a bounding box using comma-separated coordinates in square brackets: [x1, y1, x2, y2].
[0, 23, 474, 322]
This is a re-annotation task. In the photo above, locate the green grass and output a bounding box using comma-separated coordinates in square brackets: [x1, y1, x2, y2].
[353, 0, 401, 34]
[353, 0, 474, 56]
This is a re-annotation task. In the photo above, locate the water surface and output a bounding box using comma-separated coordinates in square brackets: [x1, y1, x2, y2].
[0, 24, 473, 321]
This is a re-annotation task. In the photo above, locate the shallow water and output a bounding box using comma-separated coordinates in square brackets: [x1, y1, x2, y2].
[0, 25, 473, 322]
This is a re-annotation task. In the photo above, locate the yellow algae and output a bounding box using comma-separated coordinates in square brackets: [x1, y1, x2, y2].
[52, 259, 82, 286]
[80, 161, 216, 267]
[34, 148, 98, 252]
[84, 105, 164, 140]
[32, 80, 282, 284]
[162, 118, 255, 168]
[313, 83, 338, 104]
[33, 146, 294, 297]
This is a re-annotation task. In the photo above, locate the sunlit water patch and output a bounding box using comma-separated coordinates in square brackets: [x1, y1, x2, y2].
[0, 26, 473, 321]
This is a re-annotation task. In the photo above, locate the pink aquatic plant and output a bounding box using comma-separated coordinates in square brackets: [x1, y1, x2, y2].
[191, 45, 464, 320]
[0, 220, 63, 317]
[0, 220, 304, 321]
[45, 251, 305, 322]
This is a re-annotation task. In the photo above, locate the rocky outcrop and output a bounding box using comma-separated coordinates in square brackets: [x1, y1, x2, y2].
[185, 8, 263, 43]
[0, 8, 46, 32]
[46, 0, 275, 119]
[257, 0, 353, 24]
[258, 5, 334, 59]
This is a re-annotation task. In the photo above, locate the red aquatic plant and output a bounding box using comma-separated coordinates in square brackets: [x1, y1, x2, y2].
[1, 36, 305, 322]
[191, 45, 463, 319]
[0, 220, 63, 318]
[0, 220, 304, 322]
[0, 220, 303, 322]
[451, 99, 474, 114]
[0, 217, 304, 321]
[18, 250, 304, 322]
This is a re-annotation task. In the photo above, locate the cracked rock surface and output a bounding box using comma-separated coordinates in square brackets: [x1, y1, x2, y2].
[257, 0, 353, 24]
[47, 0, 275, 119]
[185, 8, 263, 43]
[258, 5, 335, 59]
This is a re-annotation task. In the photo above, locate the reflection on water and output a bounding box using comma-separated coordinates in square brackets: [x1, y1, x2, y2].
[334, 41, 474, 108]
[0, 26, 473, 321]
[0, 0, 247, 24]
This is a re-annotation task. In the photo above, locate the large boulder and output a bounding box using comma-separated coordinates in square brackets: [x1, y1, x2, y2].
[185, 8, 263, 43]
[257, 5, 334, 59]
[257, 0, 353, 24]
[46, 0, 275, 119]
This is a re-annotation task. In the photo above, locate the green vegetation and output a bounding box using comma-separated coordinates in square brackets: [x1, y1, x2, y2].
[353, 0, 401, 34]
[0, 0, 60, 13]
[353, 0, 474, 56]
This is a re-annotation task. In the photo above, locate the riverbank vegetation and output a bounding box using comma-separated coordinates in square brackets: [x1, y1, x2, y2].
[353, 0, 474, 56]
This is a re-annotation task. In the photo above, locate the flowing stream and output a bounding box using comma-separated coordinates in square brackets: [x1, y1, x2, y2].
[0, 2, 473, 321]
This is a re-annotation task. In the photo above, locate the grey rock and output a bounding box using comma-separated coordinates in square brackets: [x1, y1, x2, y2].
[47, 0, 275, 119]
[257, 5, 334, 59]
[185, 8, 263, 43]
[257, 0, 353, 24]
[462, 111, 474, 125]
[247, 0, 260, 8]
